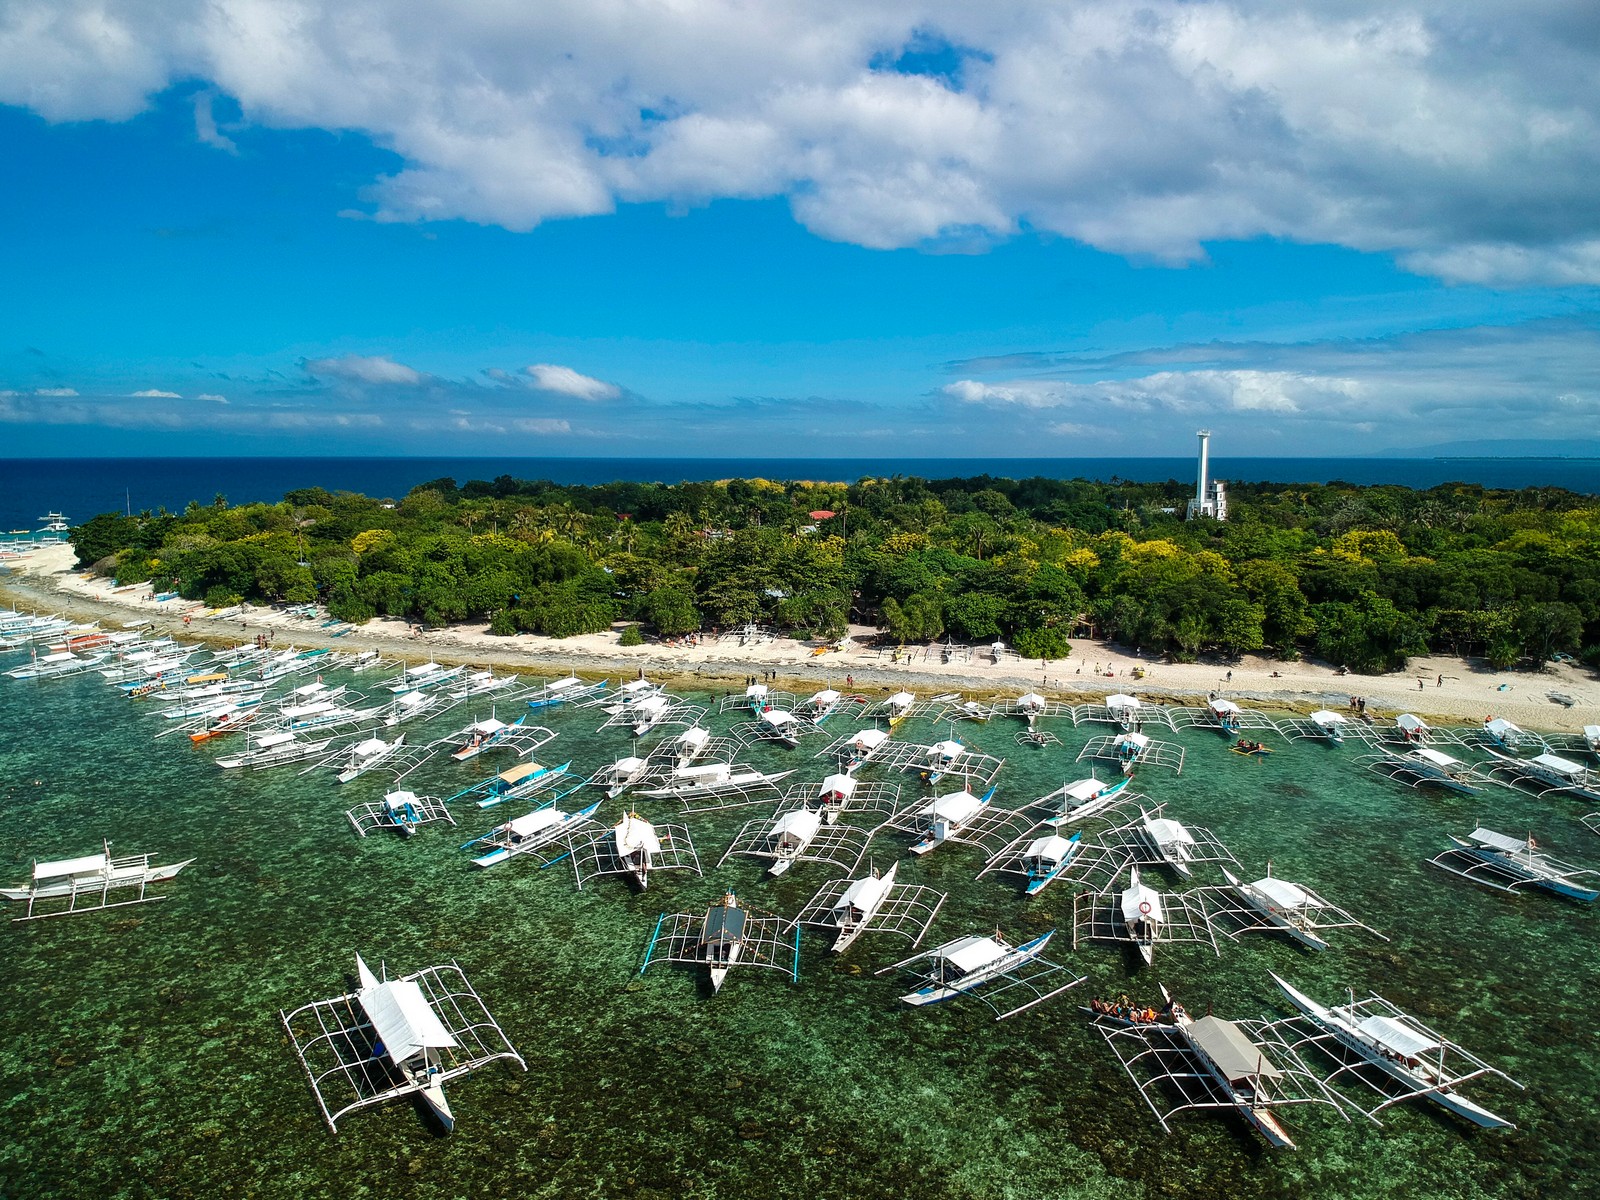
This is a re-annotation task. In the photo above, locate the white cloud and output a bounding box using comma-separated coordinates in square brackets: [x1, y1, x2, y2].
[514, 418, 573, 434]
[945, 370, 1343, 415]
[34, 387, 78, 396]
[192, 89, 237, 153]
[304, 354, 425, 386]
[131, 388, 182, 398]
[523, 364, 621, 401]
[197, 392, 228, 403]
[3, 2, 1600, 282]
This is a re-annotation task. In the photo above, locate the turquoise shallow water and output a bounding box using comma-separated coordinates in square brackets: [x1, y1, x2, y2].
[1, 667, 1596, 1200]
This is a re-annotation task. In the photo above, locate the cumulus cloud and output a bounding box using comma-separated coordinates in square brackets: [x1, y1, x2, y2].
[2, 2, 1599, 282]
[131, 388, 182, 398]
[523, 364, 621, 401]
[303, 354, 425, 386]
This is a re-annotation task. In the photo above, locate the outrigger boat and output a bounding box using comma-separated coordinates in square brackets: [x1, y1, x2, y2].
[880, 691, 916, 727]
[448, 715, 527, 762]
[385, 662, 464, 694]
[1040, 775, 1131, 825]
[1216, 866, 1388, 951]
[793, 862, 946, 954]
[347, 789, 456, 839]
[804, 688, 843, 723]
[1481, 749, 1600, 804]
[216, 730, 334, 770]
[467, 799, 602, 869]
[762, 807, 822, 877]
[638, 764, 794, 802]
[1426, 827, 1599, 902]
[1018, 831, 1084, 895]
[1359, 746, 1486, 794]
[526, 675, 605, 709]
[323, 733, 407, 784]
[280, 954, 525, 1133]
[2, 840, 193, 921]
[614, 812, 665, 889]
[908, 786, 996, 856]
[463, 760, 572, 808]
[880, 928, 1083, 1019]
[921, 738, 965, 785]
[1480, 716, 1547, 756]
[1121, 867, 1163, 965]
[568, 813, 702, 892]
[1271, 973, 1523, 1129]
[5, 649, 110, 679]
[1308, 711, 1348, 744]
[839, 727, 890, 772]
[639, 891, 800, 994]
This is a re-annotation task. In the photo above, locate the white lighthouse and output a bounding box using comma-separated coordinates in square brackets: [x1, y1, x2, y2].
[1185, 430, 1228, 521]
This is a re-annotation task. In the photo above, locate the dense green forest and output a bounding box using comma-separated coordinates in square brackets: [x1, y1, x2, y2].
[69, 472, 1600, 675]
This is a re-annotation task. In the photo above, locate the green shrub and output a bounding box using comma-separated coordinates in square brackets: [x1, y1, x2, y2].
[1013, 626, 1072, 660]
[619, 623, 644, 646]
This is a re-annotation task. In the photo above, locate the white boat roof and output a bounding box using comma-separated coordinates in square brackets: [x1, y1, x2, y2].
[1411, 747, 1460, 767]
[257, 731, 296, 748]
[1018, 692, 1045, 707]
[931, 739, 963, 757]
[1121, 881, 1163, 921]
[1188, 1016, 1284, 1082]
[466, 718, 508, 734]
[811, 689, 841, 703]
[887, 691, 914, 706]
[611, 756, 645, 773]
[397, 690, 429, 708]
[635, 695, 669, 715]
[836, 867, 894, 911]
[676, 762, 731, 781]
[547, 676, 581, 690]
[615, 814, 660, 855]
[1531, 753, 1585, 778]
[1252, 876, 1309, 908]
[937, 935, 1006, 972]
[1585, 724, 1600, 740]
[352, 737, 389, 755]
[852, 729, 890, 749]
[820, 773, 856, 797]
[1064, 777, 1108, 801]
[1208, 697, 1241, 714]
[772, 807, 822, 839]
[406, 662, 442, 678]
[1025, 834, 1075, 862]
[1396, 713, 1429, 732]
[1485, 717, 1521, 735]
[507, 809, 566, 837]
[385, 789, 419, 807]
[357, 964, 458, 1065]
[1355, 1014, 1439, 1058]
[1144, 816, 1193, 846]
[746, 684, 768, 698]
[1310, 710, 1347, 725]
[1106, 693, 1139, 709]
[1116, 732, 1150, 748]
[677, 726, 710, 746]
[1468, 827, 1530, 853]
[620, 678, 653, 693]
[34, 852, 108, 880]
[930, 791, 983, 822]
[292, 681, 330, 697]
[761, 708, 798, 727]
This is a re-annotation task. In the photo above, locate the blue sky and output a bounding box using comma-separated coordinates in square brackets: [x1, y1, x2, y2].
[2, 2, 1598, 458]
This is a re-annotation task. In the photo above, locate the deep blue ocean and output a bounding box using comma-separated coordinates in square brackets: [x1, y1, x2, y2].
[0, 456, 1595, 531]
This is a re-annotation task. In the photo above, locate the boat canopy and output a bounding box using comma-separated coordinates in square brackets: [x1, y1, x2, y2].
[506, 809, 565, 838]
[1531, 753, 1586, 779]
[1485, 717, 1521, 736]
[1120, 882, 1163, 922]
[852, 729, 890, 750]
[257, 731, 295, 749]
[811, 688, 841, 703]
[930, 791, 983, 823]
[1117, 732, 1151, 749]
[1024, 834, 1075, 863]
[1585, 724, 1600, 744]
[352, 737, 389, 756]
[1018, 692, 1045, 709]
[1355, 1014, 1439, 1059]
[1411, 747, 1460, 768]
[820, 773, 856, 799]
[615, 814, 661, 856]
[1252, 876, 1310, 909]
[677, 726, 710, 748]
[1397, 713, 1429, 733]
[1106, 694, 1140, 710]
[761, 709, 797, 727]
[1145, 816, 1195, 846]
[356, 961, 459, 1067]
[1309, 710, 1347, 725]
[635, 695, 669, 716]
[931, 739, 963, 759]
[1468, 827, 1530, 854]
[888, 691, 914, 707]
[703, 900, 746, 947]
[498, 762, 544, 785]
[34, 853, 108, 880]
[1188, 1016, 1284, 1082]
[1064, 777, 1109, 801]
[397, 690, 429, 709]
[745, 684, 768, 699]
[938, 935, 1006, 973]
[547, 676, 580, 691]
[772, 807, 822, 841]
[385, 790, 419, 810]
[676, 763, 731, 782]
[1208, 698, 1241, 715]
[836, 869, 894, 912]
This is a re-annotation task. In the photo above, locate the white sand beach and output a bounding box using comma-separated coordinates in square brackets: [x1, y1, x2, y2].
[4, 543, 1596, 734]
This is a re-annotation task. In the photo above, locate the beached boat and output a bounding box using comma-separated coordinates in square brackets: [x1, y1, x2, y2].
[2, 840, 193, 921]
[1271, 973, 1523, 1129]
[1427, 827, 1599, 902]
[467, 800, 602, 868]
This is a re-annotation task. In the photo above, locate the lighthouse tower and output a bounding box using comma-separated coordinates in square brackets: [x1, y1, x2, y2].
[1185, 430, 1228, 521]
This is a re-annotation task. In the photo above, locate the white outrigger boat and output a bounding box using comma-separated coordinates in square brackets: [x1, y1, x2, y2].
[447, 715, 527, 762]
[1039, 775, 1131, 825]
[347, 789, 456, 838]
[720, 804, 874, 877]
[1271, 973, 1523, 1129]
[568, 812, 702, 892]
[1216, 866, 1387, 950]
[1481, 749, 1600, 804]
[638, 764, 794, 802]
[526, 674, 605, 709]
[280, 954, 525, 1133]
[593, 754, 653, 800]
[907, 786, 995, 856]
[804, 687, 843, 723]
[1480, 716, 1547, 755]
[467, 799, 602, 868]
[1121, 867, 1164, 965]
[1427, 827, 1599, 902]
[322, 733, 408, 784]
[5, 648, 110, 679]
[614, 812, 665, 889]
[1359, 746, 1486, 794]
[639, 891, 800, 994]
[385, 662, 464, 694]
[921, 738, 965, 784]
[1017, 832, 1084, 895]
[838, 727, 891, 772]
[216, 729, 334, 770]
[761, 807, 822, 877]
[880, 691, 916, 727]
[880, 928, 1082, 1019]
[3, 840, 193, 921]
[793, 862, 946, 954]
[751, 706, 804, 747]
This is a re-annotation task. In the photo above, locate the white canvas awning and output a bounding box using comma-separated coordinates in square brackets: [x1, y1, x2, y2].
[820, 773, 856, 798]
[1188, 1016, 1283, 1082]
[1024, 835, 1074, 863]
[771, 807, 821, 841]
[1396, 713, 1429, 733]
[1106, 694, 1139, 710]
[1411, 747, 1459, 768]
[1531, 753, 1585, 778]
[1309, 710, 1347, 726]
[852, 729, 889, 750]
[930, 791, 983, 823]
[1208, 698, 1241, 715]
[506, 809, 565, 837]
[938, 935, 1005, 972]
[356, 956, 459, 1067]
[930, 739, 963, 759]
[1469, 827, 1529, 854]
[1356, 1014, 1439, 1058]
[1116, 732, 1151, 749]
[1144, 816, 1194, 846]
[1485, 717, 1520, 736]
[1018, 692, 1045, 708]
[1063, 777, 1108, 801]
[1252, 876, 1309, 909]
[34, 853, 108, 880]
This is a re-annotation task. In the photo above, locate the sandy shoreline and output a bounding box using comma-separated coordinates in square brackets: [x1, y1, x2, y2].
[3, 543, 1596, 735]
